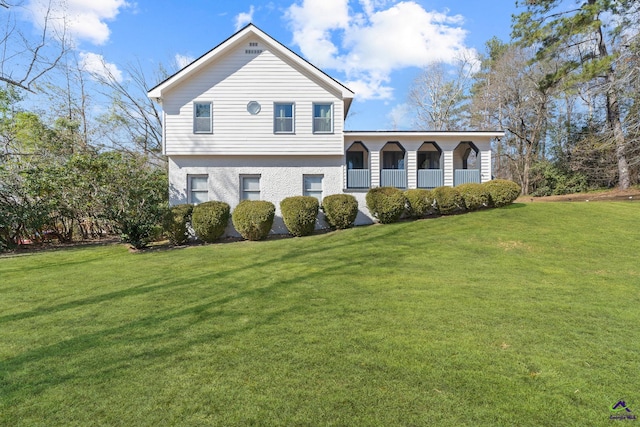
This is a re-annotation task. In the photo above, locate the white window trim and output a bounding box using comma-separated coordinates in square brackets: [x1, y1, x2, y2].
[313, 102, 333, 134]
[240, 175, 261, 201]
[193, 101, 213, 134]
[273, 102, 295, 134]
[188, 174, 209, 204]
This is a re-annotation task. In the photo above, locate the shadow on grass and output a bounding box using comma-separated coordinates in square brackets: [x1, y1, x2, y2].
[0, 252, 358, 402]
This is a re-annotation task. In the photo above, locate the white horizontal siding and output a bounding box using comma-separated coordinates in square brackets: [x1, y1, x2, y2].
[163, 38, 344, 156]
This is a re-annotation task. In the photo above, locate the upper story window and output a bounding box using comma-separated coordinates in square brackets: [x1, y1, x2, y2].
[313, 103, 333, 133]
[274, 103, 294, 133]
[194, 102, 212, 133]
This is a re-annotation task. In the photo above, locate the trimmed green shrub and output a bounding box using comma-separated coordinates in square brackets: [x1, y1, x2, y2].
[232, 200, 275, 241]
[456, 183, 490, 211]
[404, 189, 435, 219]
[365, 187, 407, 224]
[432, 186, 465, 215]
[162, 204, 193, 245]
[192, 201, 230, 243]
[484, 179, 522, 207]
[322, 194, 359, 229]
[280, 196, 319, 237]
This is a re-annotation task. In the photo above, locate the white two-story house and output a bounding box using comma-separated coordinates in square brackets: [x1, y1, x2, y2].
[148, 24, 503, 234]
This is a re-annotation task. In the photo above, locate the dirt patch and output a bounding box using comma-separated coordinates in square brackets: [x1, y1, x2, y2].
[517, 188, 640, 203]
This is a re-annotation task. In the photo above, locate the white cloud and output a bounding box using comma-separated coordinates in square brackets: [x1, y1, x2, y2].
[174, 53, 195, 70]
[79, 51, 123, 82]
[23, 0, 131, 46]
[235, 5, 255, 31]
[285, 0, 474, 100]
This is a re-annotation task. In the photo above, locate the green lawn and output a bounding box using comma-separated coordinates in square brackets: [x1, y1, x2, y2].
[1, 202, 639, 426]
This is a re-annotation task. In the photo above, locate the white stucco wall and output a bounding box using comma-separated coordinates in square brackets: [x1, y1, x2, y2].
[169, 155, 376, 235]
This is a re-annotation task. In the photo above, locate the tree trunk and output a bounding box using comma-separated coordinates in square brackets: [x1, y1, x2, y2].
[595, 14, 630, 188]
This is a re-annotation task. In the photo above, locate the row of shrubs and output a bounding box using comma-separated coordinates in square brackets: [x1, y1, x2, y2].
[368, 179, 521, 224]
[163, 193, 360, 244]
[163, 179, 520, 243]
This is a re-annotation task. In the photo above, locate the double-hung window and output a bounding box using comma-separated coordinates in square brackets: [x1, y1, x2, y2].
[194, 102, 212, 133]
[274, 103, 294, 133]
[313, 103, 333, 133]
[241, 175, 261, 200]
[303, 175, 323, 201]
[188, 175, 208, 204]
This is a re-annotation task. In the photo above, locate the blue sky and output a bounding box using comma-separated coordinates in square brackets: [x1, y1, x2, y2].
[17, 0, 519, 130]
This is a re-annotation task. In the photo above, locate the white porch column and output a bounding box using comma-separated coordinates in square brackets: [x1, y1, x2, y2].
[443, 150, 454, 187]
[370, 150, 380, 188]
[406, 150, 417, 189]
[480, 149, 492, 183]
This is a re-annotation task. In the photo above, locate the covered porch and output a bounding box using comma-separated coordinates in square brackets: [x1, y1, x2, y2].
[343, 131, 502, 191]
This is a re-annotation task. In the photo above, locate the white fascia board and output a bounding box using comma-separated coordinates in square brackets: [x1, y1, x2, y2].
[344, 131, 505, 139]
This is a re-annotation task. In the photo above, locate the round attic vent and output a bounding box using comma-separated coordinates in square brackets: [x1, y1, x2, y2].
[247, 101, 261, 115]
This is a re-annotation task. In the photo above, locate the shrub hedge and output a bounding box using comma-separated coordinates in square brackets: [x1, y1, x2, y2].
[365, 187, 407, 224]
[432, 186, 465, 215]
[280, 196, 319, 237]
[456, 183, 490, 211]
[322, 194, 359, 229]
[232, 200, 275, 241]
[191, 201, 230, 243]
[484, 179, 521, 207]
[404, 189, 434, 219]
[162, 204, 193, 245]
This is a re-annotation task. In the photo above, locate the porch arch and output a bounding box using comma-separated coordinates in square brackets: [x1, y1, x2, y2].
[380, 142, 407, 188]
[346, 141, 370, 188]
[453, 141, 480, 185]
[417, 142, 443, 188]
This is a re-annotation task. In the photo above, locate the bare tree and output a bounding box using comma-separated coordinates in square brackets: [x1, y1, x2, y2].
[408, 56, 476, 131]
[0, 1, 70, 92]
[91, 58, 167, 161]
[471, 45, 554, 194]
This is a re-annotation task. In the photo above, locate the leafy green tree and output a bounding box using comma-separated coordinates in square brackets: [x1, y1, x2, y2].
[100, 152, 167, 249]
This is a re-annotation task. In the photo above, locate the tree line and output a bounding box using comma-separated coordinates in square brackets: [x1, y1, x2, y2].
[0, 2, 169, 250]
[408, 0, 639, 195]
[2, 0, 638, 250]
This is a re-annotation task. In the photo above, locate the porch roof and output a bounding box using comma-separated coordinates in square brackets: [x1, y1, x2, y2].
[344, 130, 504, 139]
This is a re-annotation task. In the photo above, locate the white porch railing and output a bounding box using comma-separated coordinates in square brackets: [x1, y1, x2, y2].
[454, 169, 481, 186]
[347, 169, 370, 188]
[380, 169, 407, 188]
[417, 169, 444, 188]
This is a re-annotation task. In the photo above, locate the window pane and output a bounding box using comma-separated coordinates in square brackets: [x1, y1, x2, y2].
[191, 191, 208, 204]
[304, 176, 323, 191]
[275, 117, 293, 132]
[241, 176, 261, 201]
[274, 103, 293, 133]
[243, 191, 261, 201]
[347, 151, 364, 169]
[383, 151, 404, 169]
[191, 176, 208, 190]
[242, 177, 260, 191]
[194, 102, 211, 133]
[195, 103, 211, 118]
[303, 175, 323, 200]
[275, 104, 292, 117]
[313, 104, 332, 133]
